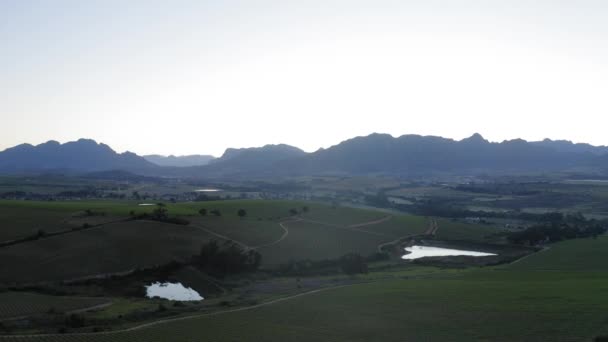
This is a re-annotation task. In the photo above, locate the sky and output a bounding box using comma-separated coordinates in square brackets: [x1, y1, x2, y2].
[1, 0, 608, 156]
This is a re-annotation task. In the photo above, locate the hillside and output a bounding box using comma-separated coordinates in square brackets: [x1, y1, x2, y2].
[182, 133, 606, 178]
[144, 154, 216, 167]
[2, 134, 608, 178]
[0, 139, 156, 174]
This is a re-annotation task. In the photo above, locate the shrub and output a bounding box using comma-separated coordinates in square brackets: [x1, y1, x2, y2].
[340, 253, 368, 275]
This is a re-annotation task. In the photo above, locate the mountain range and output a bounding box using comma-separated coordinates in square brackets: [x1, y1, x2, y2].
[0, 139, 155, 174]
[1, 134, 607, 178]
[144, 154, 215, 167]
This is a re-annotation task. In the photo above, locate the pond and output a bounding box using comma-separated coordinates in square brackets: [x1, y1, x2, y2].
[195, 189, 222, 192]
[402, 245, 497, 260]
[145, 282, 204, 301]
[138, 203, 157, 206]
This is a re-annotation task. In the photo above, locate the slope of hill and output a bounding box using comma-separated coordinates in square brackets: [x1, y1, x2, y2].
[1, 134, 607, 178]
[530, 139, 608, 155]
[284, 133, 599, 176]
[144, 154, 216, 167]
[150, 134, 608, 179]
[184, 144, 307, 177]
[0, 139, 156, 174]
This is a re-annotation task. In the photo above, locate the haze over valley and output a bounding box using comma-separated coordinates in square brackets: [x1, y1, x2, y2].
[2, 1, 608, 341]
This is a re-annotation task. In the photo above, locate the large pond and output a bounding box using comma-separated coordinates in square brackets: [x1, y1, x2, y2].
[145, 282, 204, 301]
[402, 245, 497, 260]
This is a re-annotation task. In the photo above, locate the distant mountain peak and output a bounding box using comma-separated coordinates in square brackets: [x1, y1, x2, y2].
[144, 154, 216, 167]
[41, 140, 60, 146]
[0, 138, 155, 174]
[461, 133, 488, 144]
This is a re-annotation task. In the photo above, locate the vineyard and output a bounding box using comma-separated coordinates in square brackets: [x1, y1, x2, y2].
[0, 292, 109, 321]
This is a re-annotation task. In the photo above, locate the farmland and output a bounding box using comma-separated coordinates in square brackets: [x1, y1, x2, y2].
[0, 189, 606, 341]
[2, 239, 607, 341]
[0, 221, 216, 283]
[0, 293, 109, 321]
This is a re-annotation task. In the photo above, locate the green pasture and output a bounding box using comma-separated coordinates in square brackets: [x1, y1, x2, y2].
[0, 292, 108, 320]
[0, 221, 215, 284]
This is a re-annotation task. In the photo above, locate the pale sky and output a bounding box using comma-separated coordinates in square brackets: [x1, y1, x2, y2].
[1, 0, 608, 156]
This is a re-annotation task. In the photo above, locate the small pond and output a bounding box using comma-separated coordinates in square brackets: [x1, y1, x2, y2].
[138, 203, 157, 206]
[402, 245, 497, 260]
[145, 282, 204, 301]
[194, 188, 222, 192]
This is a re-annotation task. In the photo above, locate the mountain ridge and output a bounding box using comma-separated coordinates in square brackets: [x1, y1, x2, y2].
[1, 134, 607, 177]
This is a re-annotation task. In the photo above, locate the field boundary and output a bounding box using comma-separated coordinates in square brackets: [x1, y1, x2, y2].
[190, 224, 251, 250]
[0, 299, 112, 323]
[377, 217, 438, 253]
[300, 218, 391, 237]
[0, 283, 366, 339]
[251, 219, 296, 250]
[0, 218, 131, 249]
[506, 246, 550, 266]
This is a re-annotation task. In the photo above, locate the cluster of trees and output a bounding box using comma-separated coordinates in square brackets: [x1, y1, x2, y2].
[339, 253, 369, 275]
[288, 206, 309, 216]
[130, 204, 189, 225]
[192, 240, 261, 277]
[198, 208, 248, 218]
[397, 198, 592, 223]
[193, 194, 223, 201]
[507, 213, 607, 245]
[198, 208, 222, 216]
[0, 190, 102, 201]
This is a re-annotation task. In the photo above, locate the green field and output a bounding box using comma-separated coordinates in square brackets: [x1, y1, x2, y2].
[435, 218, 500, 242]
[0, 205, 73, 242]
[1, 198, 607, 341]
[2, 232, 607, 341]
[0, 292, 109, 320]
[258, 220, 391, 265]
[0, 221, 215, 283]
[507, 236, 608, 272]
[190, 216, 286, 247]
[0, 200, 436, 283]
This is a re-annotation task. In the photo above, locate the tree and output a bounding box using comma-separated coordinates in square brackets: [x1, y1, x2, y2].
[194, 240, 261, 277]
[339, 253, 368, 275]
[302, 206, 309, 213]
[289, 208, 298, 216]
[65, 313, 86, 328]
[199, 208, 207, 216]
[151, 203, 168, 221]
[211, 209, 222, 217]
[237, 209, 247, 218]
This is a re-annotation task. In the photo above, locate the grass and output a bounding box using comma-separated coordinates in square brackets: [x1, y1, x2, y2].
[0, 205, 72, 242]
[0, 221, 216, 284]
[87, 298, 157, 320]
[0, 199, 504, 282]
[5, 269, 607, 341]
[0, 292, 108, 320]
[434, 218, 501, 242]
[506, 235, 608, 272]
[257, 220, 392, 266]
[189, 216, 285, 247]
[355, 215, 427, 238]
[2, 203, 608, 340]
